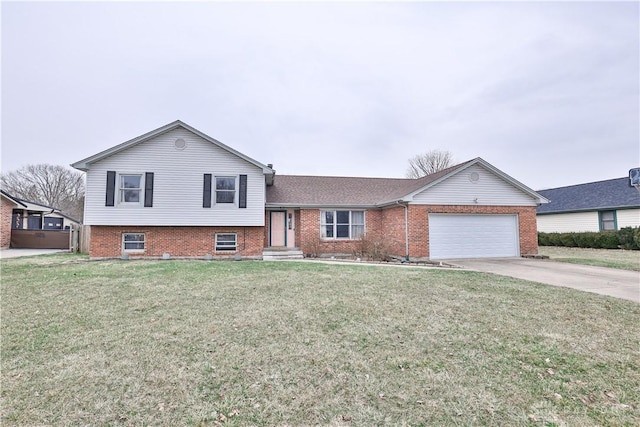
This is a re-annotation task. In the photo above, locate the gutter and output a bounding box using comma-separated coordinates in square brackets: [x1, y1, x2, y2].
[395, 200, 410, 260]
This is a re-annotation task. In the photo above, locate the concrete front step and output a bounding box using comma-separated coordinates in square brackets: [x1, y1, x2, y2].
[262, 249, 304, 260]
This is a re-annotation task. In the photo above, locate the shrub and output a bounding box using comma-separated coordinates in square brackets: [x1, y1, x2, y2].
[538, 229, 639, 250]
[618, 227, 640, 250]
[354, 234, 392, 262]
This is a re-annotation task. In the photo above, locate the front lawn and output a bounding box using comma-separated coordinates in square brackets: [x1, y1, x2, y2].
[2, 254, 639, 426]
[538, 246, 640, 271]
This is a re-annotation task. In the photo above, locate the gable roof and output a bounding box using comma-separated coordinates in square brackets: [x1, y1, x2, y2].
[1, 190, 27, 208]
[71, 120, 275, 183]
[537, 177, 640, 214]
[267, 158, 547, 207]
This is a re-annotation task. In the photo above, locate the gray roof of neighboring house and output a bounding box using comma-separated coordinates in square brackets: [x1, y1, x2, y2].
[536, 177, 640, 214]
[267, 158, 546, 207]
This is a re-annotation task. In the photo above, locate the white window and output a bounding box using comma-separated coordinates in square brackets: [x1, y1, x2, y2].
[215, 177, 236, 204]
[321, 210, 365, 239]
[123, 233, 145, 252]
[599, 210, 617, 231]
[215, 233, 237, 251]
[119, 174, 143, 204]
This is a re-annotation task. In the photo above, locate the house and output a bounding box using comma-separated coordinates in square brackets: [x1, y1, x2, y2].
[536, 177, 640, 233]
[72, 120, 548, 260]
[0, 190, 80, 249]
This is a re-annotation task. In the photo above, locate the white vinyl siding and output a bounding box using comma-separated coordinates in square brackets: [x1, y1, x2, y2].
[412, 164, 538, 206]
[83, 128, 266, 226]
[537, 209, 640, 232]
[537, 212, 600, 232]
[429, 214, 519, 259]
[617, 209, 640, 228]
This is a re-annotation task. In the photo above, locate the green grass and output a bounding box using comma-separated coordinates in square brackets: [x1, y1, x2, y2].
[2, 254, 639, 426]
[539, 246, 640, 271]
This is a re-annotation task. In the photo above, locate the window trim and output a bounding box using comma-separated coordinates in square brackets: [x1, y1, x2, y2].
[320, 210, 366, 240]
[598, 210, 617, 231]
[214, 176, 237, 206]
[122, 233, 146, 252]
[118, 173, 144, 206]
[215, 233, 238, 252]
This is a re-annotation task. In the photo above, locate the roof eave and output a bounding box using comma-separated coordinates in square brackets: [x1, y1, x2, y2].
[71, 120, 276, 176]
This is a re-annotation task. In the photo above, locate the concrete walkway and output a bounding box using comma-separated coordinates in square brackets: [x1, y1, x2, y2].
[446, 257, 640, 303]
[0, 248, 67, 259]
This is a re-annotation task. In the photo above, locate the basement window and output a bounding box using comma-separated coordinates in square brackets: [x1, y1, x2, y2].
[215, 233, 237, 251]
[123, 233, 145, 252]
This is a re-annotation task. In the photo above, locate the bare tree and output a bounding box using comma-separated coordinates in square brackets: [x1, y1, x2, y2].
[1, 164, 85, 220]
[406, 150, 454, 178]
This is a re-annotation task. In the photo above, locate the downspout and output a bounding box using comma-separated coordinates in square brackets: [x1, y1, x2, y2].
[396, 201, 410, 261]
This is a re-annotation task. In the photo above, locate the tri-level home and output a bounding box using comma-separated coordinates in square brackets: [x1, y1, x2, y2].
[72, 120, 548, 260]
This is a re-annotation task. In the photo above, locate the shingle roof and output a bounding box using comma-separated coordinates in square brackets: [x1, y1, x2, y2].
[536, 177, 640, 214]
[0, 190, 27, 208]
[266, 160, 475, 206]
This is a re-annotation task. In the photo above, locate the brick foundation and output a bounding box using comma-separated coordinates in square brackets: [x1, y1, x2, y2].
[90, 205, 539, 259]
[89, 226, 265, 258]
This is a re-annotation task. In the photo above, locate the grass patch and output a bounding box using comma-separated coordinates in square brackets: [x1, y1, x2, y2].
[2, 254, 639, 426]
[539, 246, 640, 271]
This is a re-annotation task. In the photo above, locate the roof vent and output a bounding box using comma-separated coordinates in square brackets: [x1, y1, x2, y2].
[469, 171, 480, 183]
[174, 138, 186, 150]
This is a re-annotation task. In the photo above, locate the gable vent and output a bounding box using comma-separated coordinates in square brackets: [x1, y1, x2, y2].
[174, 138, 186, 150]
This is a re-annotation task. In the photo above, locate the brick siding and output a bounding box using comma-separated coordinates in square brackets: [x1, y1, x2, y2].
[408, 205, 539, 258]
[89, 226, 264, 258]
[296, 205, 538, 259]
[1, 197, 15, 248]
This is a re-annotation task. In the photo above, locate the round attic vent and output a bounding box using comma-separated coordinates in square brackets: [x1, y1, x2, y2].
[469, 171, 480, 182]
[174, 138, 186, 150]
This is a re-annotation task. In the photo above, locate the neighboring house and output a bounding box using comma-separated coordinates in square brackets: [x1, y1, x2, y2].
[0, 189, 80, 249]
[72, 120, 548, 260]
[1, 191, 24, 248]
[536, 178, 640, 233]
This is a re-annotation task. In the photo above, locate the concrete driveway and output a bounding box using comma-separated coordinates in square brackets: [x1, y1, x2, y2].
[446, 257, 639, 303]
[0, 248, 67, 259]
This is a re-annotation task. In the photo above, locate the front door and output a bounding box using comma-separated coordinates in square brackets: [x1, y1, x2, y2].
[270, 211, 286, 247]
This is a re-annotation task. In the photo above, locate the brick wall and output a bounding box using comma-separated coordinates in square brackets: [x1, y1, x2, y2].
[407, 205, 539, 258]
[1, 197, 15, 248]
[296, 205, 538, 259]
[89, 226, 265, 258]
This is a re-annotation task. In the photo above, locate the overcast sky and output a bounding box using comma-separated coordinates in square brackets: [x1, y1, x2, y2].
[2, 1, 638, 190]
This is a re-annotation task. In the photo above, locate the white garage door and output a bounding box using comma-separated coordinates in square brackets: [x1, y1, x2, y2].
[429, 214, 519, 259]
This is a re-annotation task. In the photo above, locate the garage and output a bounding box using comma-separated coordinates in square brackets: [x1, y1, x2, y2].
[429, 214, 520, 259]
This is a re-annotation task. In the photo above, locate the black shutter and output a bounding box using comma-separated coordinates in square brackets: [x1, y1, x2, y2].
[203, 174, 212, 208]
[144, 172, 154, 207]
[106, 171, 116, 206]
[239, 174, 247, 209]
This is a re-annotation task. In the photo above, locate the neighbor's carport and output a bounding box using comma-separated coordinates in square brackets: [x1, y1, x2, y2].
[428, 213, 520, 259]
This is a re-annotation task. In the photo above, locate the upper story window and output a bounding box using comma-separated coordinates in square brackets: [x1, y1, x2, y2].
[120, 174, 143, 204]
[599, 210, 617, 231]
[321, 210, 365, 239]
[216, 177, 236, 204]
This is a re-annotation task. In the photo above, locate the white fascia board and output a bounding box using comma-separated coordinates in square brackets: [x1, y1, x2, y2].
[265, 203, 378, 210]
[71, 120, 275, 177]
[400, 157, 550, 205]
